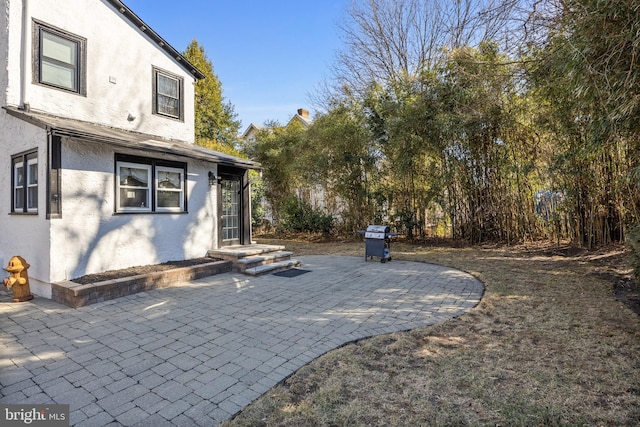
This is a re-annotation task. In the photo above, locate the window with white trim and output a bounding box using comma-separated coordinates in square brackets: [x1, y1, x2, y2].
[156, 166, 184, 212]
[152, 67, 184, 120]
[115, 155, 187, 213]
[117, 162, 151, 211]
[12, 151, 38, 214]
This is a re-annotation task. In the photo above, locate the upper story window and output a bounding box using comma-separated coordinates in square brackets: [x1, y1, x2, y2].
[11, 150, 38, 214]
[33, 21, 86, 95]
[152, 67, 184, 121]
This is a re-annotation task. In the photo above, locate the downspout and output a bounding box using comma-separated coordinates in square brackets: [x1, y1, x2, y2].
[19, 0, 30, 111]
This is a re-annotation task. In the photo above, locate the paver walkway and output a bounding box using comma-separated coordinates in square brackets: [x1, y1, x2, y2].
[0, 255, 484, 426]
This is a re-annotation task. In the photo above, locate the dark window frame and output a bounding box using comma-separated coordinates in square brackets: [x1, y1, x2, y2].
[33, 20, 87, 96]
[114, 154, 188, 214]
[152, 66, 184, 121]
[11, 149, 38, 215]
[47, 134, 62, 219]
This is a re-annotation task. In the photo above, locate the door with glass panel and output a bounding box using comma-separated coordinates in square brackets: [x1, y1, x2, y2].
[221, 178, 241, 246]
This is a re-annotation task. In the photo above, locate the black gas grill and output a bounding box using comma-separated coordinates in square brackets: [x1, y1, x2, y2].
[361, 225, 396, 263]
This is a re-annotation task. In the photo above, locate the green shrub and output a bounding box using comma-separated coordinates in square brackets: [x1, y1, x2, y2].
[250, 174, 266, 228]
[278, 196, 334, 235]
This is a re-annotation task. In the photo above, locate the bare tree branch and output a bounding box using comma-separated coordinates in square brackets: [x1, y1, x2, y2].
[330, 0, 524, 98]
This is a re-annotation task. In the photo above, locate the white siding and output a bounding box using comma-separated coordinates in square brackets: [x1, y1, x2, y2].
[0, 0, 229, 299]
[49, 138, 217, 282]
[5, 0, 196, 142]
[0, 113, 51, 297]
[0, 0, 8, 108]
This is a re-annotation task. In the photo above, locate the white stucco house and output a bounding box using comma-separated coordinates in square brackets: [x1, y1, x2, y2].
[0, 0, 260, 299]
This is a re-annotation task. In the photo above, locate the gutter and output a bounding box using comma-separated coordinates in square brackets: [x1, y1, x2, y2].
[19, 0, 30, 110]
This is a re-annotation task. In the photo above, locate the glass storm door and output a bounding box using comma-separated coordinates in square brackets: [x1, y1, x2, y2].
[221, 178, 241, 245]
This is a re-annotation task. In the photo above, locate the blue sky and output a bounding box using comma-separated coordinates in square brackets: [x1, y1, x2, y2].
[123, 0, 350, 132]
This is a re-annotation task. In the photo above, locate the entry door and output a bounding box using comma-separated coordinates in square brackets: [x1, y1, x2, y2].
[221, 177, 241, 246]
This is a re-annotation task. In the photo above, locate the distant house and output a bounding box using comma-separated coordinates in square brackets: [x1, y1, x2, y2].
[240, 108, 312, 141]
[0, 0, 260, 299]
[288, 108, 312, 127]
[241, 108, 342, 225]
[240, 123, 264, 143]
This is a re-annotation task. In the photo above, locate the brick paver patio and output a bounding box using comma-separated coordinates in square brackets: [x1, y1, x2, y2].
[0, 255, 483, 426]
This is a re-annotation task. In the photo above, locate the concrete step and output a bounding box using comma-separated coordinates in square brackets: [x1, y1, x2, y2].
[208, 244, 286, 262]
[235, 251, 294, 272]
[243, 259, 302, 277]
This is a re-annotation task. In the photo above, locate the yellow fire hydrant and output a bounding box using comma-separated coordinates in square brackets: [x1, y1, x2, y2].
[3, 256, 34, 302]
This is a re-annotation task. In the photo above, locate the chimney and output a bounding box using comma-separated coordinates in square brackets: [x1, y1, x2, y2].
[297, 108, 309, 118]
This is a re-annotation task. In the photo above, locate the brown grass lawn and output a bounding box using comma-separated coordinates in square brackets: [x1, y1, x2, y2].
[222, 237, 640, 426]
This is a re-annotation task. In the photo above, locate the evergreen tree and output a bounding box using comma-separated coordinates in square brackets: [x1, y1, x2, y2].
[183, 39, 241, 152]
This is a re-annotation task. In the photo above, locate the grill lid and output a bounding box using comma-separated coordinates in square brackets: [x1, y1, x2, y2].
[366, 225, 390, 233]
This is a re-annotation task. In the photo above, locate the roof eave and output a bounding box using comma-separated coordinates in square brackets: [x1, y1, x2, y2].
[3, 107, 261, 170]
[105, 0, 206, 80]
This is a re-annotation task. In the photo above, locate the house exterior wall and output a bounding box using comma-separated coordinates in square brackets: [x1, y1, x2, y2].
[0, 112, 51, 297]
[1, 0, 227, 299]
[1, 0, 8, 108]
[49, 137, 217, 283]
[5, 0, 196, 142]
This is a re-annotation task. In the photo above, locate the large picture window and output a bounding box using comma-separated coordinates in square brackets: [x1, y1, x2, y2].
[115, 155, 186, 213]
[152, 67, 184, 120]
[34, 21, 86, 95]
[12, 151, 38, 214]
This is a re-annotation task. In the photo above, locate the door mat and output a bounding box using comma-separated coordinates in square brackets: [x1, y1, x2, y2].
[273, 268, 311, 278]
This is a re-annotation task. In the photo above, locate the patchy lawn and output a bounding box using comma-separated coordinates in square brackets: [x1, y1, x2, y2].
[222, 238, 640, 426]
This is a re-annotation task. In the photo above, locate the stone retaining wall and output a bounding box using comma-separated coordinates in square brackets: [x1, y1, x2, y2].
[51, 260, 232, 307]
